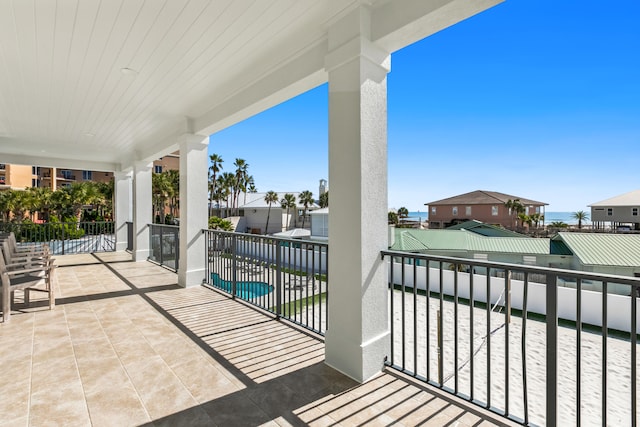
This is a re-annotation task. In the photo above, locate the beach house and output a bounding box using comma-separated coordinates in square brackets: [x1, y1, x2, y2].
[589, 189, 640, 231]
[426, 190, 547, 229]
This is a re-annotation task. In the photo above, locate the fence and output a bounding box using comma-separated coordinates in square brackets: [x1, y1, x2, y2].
[148, 224, 179, 271]
[0, 221, 115, 254]
[381, 250, 639, 427]
[203, 229, 328, 335]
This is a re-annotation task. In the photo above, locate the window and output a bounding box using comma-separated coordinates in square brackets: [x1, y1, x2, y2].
[523, 255, 537, 266]
[465, 206, 472, 216]
[431, 206, 436, 214]
[633, 208, 638, 216]
[32, 179, 39, 187]
[491, 206, 499, 216]
[0, 164, 5, 170]
[82, 170, 92, 180]
[61, 169, 73, 179]
[154, 165, 163, 174]
[607, 208, 613, 216]
[452, 206, 458, 216]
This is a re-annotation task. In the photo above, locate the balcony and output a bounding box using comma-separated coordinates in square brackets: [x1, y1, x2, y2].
[0, 252, 510, 426]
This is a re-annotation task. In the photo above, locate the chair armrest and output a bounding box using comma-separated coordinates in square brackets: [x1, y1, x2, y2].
[5, 266, 54, 276]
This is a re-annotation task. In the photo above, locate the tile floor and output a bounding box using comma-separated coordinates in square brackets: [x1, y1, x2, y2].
[0, 252, 516, 426]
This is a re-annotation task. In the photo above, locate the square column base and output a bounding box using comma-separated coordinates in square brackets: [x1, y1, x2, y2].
[325, 329, 390, 383]
[179, 268, 206, 288]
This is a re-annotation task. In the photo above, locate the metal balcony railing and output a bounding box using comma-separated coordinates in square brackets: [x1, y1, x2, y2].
[148, 224, 179, 271]
[203, 230, 328, 335]
[381, 250, 639, 427]
[0, 221, 115, 254]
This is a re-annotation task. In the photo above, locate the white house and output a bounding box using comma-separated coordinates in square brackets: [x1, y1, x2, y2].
[589, 189, 640, 230]
[239, 192, 319, 234]
[310, 207, 329, 241]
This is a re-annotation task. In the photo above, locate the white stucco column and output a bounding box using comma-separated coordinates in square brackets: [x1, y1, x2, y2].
[324, 7, 391, 383]
[178, 134, 209, 287]
[133, 161, 153, 261]
[114, 171, 132, 251]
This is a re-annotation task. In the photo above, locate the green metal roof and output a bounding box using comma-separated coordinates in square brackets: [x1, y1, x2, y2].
[554, 232, 640, 267]
[391, 229, 552, 255]
[446, 220, 527, 238]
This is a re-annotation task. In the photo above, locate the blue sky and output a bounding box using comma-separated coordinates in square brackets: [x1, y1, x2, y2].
[209, 0, 640, 213]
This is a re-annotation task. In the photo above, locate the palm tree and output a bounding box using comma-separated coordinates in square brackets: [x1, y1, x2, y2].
[28, 186, 53, 222]
[218, 172, 235, 217]
[530, 212, 544, 229]
[518, 213, 532, 230]
[504, 199, 525, 230]
[549, 221, 569, 229]
[264, 191, 279, 234]
[571, 210, 589, 229]
[319, 191, 329, 208]
[208, 154, 223, 216]
[281, 193, 296, 230]
[388, 211, 399, 225]
[166, 169, 180, 220]
[233, 158, 248, 215]
[67, 182, 99, 223]
[298, 190, 314, 229]
[244, 175, 255, 205]
[247, 179, 257, 194]
[152, 172, 171, 223]
[397, 207, 409, 224]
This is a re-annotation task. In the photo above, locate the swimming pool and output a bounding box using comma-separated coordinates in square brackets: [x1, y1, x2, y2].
[210, 273, 273, 299]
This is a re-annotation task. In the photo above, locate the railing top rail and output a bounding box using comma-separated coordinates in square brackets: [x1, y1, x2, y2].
[202, 228, 329, 249]
[381, 249, 640, 286]
[147, 223, 180, 229]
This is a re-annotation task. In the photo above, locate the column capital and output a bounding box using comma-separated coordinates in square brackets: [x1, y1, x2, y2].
[177, 133, 209, 148]
[325, 36, 390, 76]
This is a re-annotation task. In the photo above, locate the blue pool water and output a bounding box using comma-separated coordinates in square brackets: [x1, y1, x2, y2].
[211, 273, 273, 298]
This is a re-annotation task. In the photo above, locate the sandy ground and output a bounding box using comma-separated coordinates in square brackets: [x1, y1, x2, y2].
[390, 289, 639, 426]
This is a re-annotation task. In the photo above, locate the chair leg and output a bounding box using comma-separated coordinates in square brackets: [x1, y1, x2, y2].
[2, 283, 9, 323]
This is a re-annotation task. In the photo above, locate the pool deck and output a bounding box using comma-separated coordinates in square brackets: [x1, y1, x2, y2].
[0, 252, 516, 426]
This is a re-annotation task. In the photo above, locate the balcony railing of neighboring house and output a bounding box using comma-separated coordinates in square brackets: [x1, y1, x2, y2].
[57, 173, 76, 180]
[148, 224, 179, 272]
[126, 221, 133, 251]
[0, 221, 115, 254]
[381, 250, 639, 427]
[0, 176, 5, 185]
[203, 229, 328, 335]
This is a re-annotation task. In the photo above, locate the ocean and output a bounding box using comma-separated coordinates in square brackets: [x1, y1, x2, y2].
[406, 211, 580, 225]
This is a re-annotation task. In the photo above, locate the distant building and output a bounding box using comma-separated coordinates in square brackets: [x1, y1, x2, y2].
[0, 163, 113, 191]
[425, 190, 547, 230]
[589, 189, 640, 231]
[238, 192, 319, 234]
[319, 179, 328, 196]
[310, 207, 329, 241]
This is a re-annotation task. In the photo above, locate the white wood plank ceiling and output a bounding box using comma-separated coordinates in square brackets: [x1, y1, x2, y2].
[0, 0, 500, 171]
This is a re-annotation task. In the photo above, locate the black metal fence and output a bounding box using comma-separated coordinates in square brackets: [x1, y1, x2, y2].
[0, 221, 115, 254]
[148, 224, 179, 271]
[203, 230, 328, 335]
[381, 250, 639, 427]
